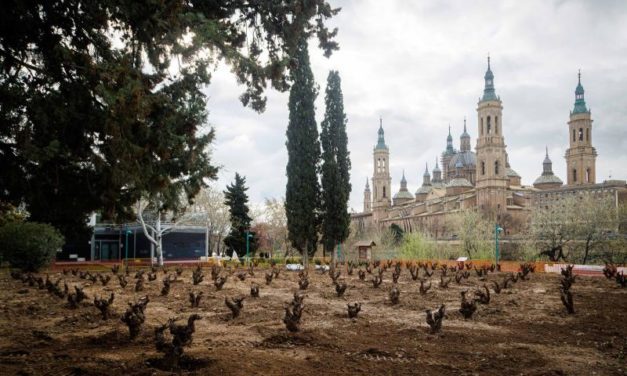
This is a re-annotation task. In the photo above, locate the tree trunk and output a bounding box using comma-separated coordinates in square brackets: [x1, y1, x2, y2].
[582, 237, 591, 265]
[156, 213, 164, 266]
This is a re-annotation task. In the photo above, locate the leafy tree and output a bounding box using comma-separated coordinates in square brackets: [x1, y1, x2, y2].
[0, 202, 27, 227]
[389, 224, 404, 245]
[0, 222, 64, 272]
[285, 39, 321, 267]
[223, 173, 257, 258]
[450, 210, 492, 259]
[0, 0, 340, 242]
[320, 71, 351, 260]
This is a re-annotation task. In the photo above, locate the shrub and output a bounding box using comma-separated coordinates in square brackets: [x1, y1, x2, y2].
[0, 221, 64, 272]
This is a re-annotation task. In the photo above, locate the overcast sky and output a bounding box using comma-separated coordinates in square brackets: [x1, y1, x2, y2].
[203, 0, 627, 213]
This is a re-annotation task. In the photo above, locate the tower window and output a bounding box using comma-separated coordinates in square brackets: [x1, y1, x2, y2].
[495, 116, 498, 134]
[573, 169, 577, 182]
[586, 168, 590, 183]
[495, 160, 499, 175]
[578, 128, 583, 141]
[487, 116, 492, 134]
[383, 186, 386, 198]
[586, 128, 589, 142]
[572, 129, 575, 142]
[481, 161, 485, 175]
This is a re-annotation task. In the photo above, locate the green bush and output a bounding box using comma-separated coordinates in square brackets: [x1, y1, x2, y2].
[0, 221, 64, 272]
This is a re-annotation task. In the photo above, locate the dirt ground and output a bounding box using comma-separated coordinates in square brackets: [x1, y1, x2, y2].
[0, 262, 625, 376]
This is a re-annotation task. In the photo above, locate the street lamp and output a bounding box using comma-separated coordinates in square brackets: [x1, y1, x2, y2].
[336, 242, 342, 263]
[245, 230, 253, 266]
[124, 226, 132, 265]
[494, 224, 504, 265]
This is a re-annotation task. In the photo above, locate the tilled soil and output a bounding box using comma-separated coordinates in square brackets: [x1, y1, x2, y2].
[0, 264, 625, 375]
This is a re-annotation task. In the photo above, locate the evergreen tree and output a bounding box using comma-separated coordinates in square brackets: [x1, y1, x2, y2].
[320, 71, 351, 258]
[0, 1, 339, 242]
[285, 39, 321, 266]
[223, 173, 257, 258]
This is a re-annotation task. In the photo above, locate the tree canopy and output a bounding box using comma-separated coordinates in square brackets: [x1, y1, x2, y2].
[0, 0, 339, 241]
[320, 70, 351, 257]
[285, 38, 321, 263]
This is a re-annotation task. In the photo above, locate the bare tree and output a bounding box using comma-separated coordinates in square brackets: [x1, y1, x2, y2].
[137, 198, 203, 266]
[192, 187, 231, 257]
[262, 197, 291, 257]
[530, 196, 577, 262]
[571, 195, 619, 264]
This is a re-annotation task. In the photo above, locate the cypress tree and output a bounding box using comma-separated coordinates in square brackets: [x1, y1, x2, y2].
[320, 71, 351, 259]
[285, 39, 321, 267]
[223, 173, 257, 258]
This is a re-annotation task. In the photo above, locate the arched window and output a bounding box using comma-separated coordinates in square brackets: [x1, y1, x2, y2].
[383, 186, 386, 198]
[487, 116, 492, 134]
[495, 160, 499, 175]
[578, 128, 583, 141]
[572, 129, 575, 142]
[495, 116, 499, 134]
[585, 168, 590, 183]
[573, 169, 577, 182]
[586, 128, 590, 142]
[481, 161, 485, 175]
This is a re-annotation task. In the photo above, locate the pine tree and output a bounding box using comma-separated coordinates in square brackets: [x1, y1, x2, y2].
[223, 174, 257, 258]
[320, 71, 351, 259]
[285, 39, 321, 267]
[0, 1, 339, 242]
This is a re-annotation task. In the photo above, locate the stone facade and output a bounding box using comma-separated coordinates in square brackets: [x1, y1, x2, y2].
[354, 59, 626, 237]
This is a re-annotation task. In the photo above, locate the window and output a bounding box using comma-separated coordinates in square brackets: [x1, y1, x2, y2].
[383, 186, 386, 198]
[578, 128, 583, 141]
[495, 160, 499, 175]
[572, 129, 575, 142]
[585, 168, 590, 183]
[481, 161, 485, 175]
[573, 169, 577, 182]
[586, 128, 589, 142]
[495, 116, 499, 134]
[487, 116, 492, 134]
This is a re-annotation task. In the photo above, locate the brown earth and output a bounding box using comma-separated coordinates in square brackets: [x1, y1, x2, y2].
[0, 263, 625, 376]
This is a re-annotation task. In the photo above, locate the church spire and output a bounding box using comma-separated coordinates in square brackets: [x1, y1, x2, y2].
[481, 55, 497, 102]
[375, 117, 388, 149]
[364, 177, 370, 191]
[572, 69, 589, 114]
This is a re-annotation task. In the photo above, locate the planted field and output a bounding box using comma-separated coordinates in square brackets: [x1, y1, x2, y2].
[0, 262, 625, 375]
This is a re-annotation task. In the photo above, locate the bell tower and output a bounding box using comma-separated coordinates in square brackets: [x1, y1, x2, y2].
[475, 56, 508, 213]
[565, 71, 596, 185]
[363, 178, 372, 213]
[372, 118, 391, 210]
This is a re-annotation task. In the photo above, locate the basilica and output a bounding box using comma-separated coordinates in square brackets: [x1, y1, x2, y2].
[352, 58, 626, 236]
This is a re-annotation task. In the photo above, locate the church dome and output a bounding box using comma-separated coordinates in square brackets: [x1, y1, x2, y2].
[506, 167, 520, 178]
[415, 185, 433, 195]
[448, 150, 476, 170]
[446, 177, 473, 188]
[533, 174, 563, 186]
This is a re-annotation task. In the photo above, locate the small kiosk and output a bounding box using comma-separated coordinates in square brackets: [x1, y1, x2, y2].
[354, 240, 376, 261]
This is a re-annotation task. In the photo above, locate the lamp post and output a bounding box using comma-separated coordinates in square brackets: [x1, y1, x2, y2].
[124, 226, 132, 265]
[495, 224, 504, 265]
[245, 230, 253, 265]
[336, 242, 342, 263]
